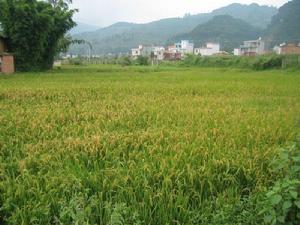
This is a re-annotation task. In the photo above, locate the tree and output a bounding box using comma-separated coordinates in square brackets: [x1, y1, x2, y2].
[136, 56, 149, 66]
[0, 0, 76, 71]
[48, 0, 72, 6]
[118, 56, 132, 66]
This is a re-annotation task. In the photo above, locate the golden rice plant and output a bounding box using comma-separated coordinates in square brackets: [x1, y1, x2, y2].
[0, 65, 299, 224]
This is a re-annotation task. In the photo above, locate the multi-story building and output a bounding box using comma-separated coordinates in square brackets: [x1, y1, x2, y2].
[234, 38, 265, 56]
[131, 40, 194, 61]
[131, 45, 165, 60]
[174, 40, 194, 54]
[131, 45, 142, 58]
[164, 45, 182, 61]
[152, 46, 165, 61]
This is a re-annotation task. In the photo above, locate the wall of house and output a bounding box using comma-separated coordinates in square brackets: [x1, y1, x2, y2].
[199, 48, 211, 56]
[207, 43, 220, 52]
[0, 55, 15, 74]
[153, 47, 165, 60]
[234, 48, 242, 56]
[281, 44, 300, 55]
[238, 39, 265, 56]
[194, 43, 220, 56]
[132, 48, 140, 57]
[194, 48, 200, 55]
[200, 48, 219, 56]
[164, 52, 181, 61]
[181, 40, 194, 54]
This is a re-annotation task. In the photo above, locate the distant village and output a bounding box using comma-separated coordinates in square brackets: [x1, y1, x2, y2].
[62, 38, 300, 61]
[130, 38, 300, 61]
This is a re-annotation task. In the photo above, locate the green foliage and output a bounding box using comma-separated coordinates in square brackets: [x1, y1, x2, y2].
[0, 0, 76, 71]
[118, 56, 132, 66]
[107, 203, 142, 225]
[259, 135, 300, 225]
[181, 54, 284, 70]
[251, 55, 283, 70]
[68, 58, 84, 65]
[135, 55, 149, 66]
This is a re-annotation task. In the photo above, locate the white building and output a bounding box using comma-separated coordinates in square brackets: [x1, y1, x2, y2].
[194, 43, 220, 56]
[174, 40, 194, 54]
[131, 45, 145, 58]
[234, 38, 265, 56]
[131, 46, 142, 58]
[131, 45, 152, 58]
[181, 40, 194, 54]
[152, 46, 165, 61]
[273, 45, 282, 55]
[131, 45, 165, 60]
[233, 48, 242, 56]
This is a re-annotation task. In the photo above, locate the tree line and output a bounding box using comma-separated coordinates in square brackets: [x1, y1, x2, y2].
[0, 0, 76, 71]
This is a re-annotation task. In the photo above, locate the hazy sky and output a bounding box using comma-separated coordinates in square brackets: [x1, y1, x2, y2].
[71, 0, 288, 27]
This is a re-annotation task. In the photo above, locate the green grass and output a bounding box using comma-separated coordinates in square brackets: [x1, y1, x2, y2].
[0, 65, 300, 224]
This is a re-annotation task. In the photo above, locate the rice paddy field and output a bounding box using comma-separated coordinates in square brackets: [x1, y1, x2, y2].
[0, 65, 300, 224]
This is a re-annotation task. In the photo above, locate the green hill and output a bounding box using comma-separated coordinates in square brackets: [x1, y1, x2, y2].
[69, 3, 277, 55]
[264, 0, 300, 44]
[70, 22, 100, 35]
[211, 3, 277, 29]
[173, 15, 261, 51]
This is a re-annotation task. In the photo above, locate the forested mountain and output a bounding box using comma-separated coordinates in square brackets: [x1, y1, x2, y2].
[211, 3, 277, 29]
[71, 17, 209, 55]
[264, 0, 300, 44]
[172, 15, 261, 51]
[69, 3, 277, 55]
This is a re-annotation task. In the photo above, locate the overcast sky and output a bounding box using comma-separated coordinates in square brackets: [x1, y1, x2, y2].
[71, 0, 288, 27]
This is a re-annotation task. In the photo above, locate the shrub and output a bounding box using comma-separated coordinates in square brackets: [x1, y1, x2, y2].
[118, 56, 132, 66]
[68, 58, 84, 65]
[181, 54, 284, 70]
[135, 56, 149, 66]
[259, 134, 300, 225]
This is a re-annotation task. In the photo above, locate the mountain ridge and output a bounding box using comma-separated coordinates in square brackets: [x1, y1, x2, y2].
[69, 3, 278, 55]
[70, 22, 100, 35]
[264, 0, 300, 44]
[172, 15, 262, 51]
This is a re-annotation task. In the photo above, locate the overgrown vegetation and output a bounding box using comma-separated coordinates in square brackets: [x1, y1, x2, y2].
[181, 54, 287, 70]
[64, 54, 300, 70]
[0, 66, 299, 224]
[66, 56, 151, 66]
[259, 135, 300, 225]
[135, 55, 149, 66]
[0, 0, 76, 71]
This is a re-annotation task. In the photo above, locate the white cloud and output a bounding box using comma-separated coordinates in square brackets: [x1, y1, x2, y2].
[71, 0, 288, 26]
